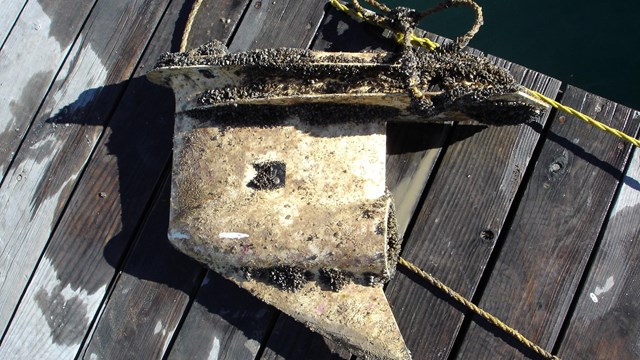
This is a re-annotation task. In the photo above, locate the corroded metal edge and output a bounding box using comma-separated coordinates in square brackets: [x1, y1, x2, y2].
[148, 41, 549, 126]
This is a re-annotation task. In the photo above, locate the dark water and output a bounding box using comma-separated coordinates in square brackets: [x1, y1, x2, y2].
[380, 0, 640, 111]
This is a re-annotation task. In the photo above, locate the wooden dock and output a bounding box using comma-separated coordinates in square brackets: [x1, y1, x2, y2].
[0, 0, 639, 359]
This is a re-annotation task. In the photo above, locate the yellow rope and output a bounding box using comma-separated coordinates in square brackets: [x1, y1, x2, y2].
[527, 89, 640, 147]
[330, 0, 353, 13]
[328, 0, 640, 149]
[394, 32, 438, 51]
[398, 257, 560, 360]
[180, 0, 205, 52]
[329, 0, 440, 50]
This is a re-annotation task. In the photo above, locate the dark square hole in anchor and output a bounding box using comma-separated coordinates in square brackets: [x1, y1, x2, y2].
[247, 161, 286, 190]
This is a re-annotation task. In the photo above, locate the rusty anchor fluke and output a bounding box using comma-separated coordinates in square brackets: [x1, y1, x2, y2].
[147, 41, 548, 360]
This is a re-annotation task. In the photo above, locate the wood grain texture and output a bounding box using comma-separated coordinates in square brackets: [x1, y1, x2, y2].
[81, 1, 329, 359]
[167, 272, 278, 360]
[0, 0, 171, 341]
[556, 125, 640, 359]
[454, 86, 639, 359]
[0, 0, 27, 48]
[180, 0, 248, 51]
[260, 314, 351, 360]
[2, 1, 638, 359]
[78, 177, 204, 360]
[384, 60, 561, 359]
[0, 0, 95, 177]
[0, 0, 248, 357]
[228, 0, 326, 52]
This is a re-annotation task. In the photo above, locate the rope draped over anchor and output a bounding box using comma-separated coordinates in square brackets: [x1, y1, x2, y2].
[330, 0, 483, 49]
[180, 0, 639, 147]
[329, 0, 640, 148]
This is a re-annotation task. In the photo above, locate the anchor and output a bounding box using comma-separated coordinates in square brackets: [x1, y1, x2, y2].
[147, 40, 547, 360]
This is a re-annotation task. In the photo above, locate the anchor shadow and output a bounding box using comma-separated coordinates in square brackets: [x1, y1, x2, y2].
[45, 72, 280, 358]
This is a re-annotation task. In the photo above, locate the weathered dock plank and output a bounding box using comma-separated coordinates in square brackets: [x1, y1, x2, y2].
[0, 0, 171, 342]
[0, 0, 27, 48]
[454, 86, 639, 358]
[0, 0, 248, 357]
[261, 314, 349, 360]
[556, 132, 640, 359]
[383, 60, 561, 359]
[166, 272, 278, 360]
[228, 0, 326, 52]
[80, 1, 329, 358]
[258, 306, 347, 359]
[0, 0, 95, 178]
[179, 0, 249, 52]
[79, 177, 204, 360]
